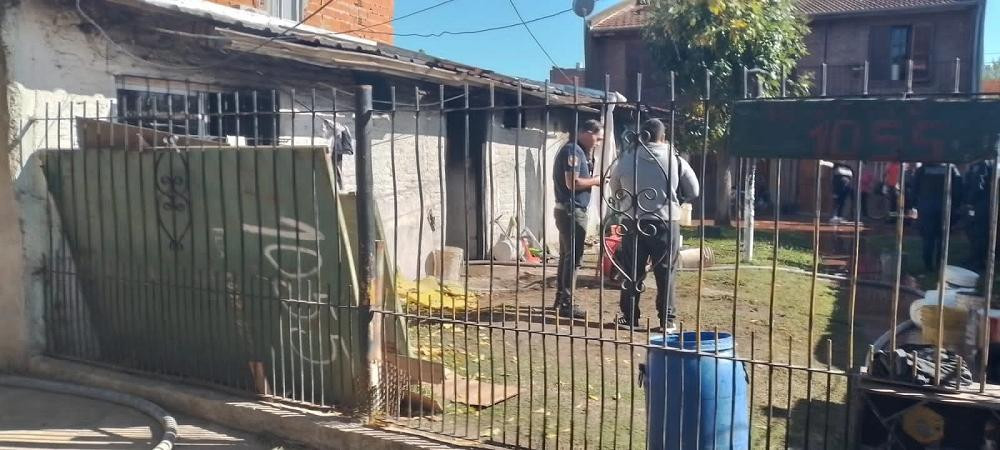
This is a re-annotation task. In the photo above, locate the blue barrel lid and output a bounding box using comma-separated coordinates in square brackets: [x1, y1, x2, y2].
[649, 331, 734, 352]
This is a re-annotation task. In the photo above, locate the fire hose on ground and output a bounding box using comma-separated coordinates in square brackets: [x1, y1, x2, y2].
[0, 375, 178, 450]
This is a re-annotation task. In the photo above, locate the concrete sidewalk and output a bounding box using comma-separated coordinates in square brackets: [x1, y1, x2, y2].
[0, 385, 298, 449]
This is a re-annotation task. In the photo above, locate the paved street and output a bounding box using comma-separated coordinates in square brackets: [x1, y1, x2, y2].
[0, 385, 296, 449]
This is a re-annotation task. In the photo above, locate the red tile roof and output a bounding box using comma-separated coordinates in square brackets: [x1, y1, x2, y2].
[797, 0, 974, 15]
[590, 2, 653, 31]
[590, 0, 977, 32]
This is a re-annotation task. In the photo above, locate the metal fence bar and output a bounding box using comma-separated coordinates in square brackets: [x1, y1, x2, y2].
[354, 84, 376, 412]
[933, 165, 955, 385]
[980, 140, 1000, 391]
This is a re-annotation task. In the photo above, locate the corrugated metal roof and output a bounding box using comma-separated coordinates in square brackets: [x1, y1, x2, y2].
[589, 0, 977, 32]
[101, 0, 606, 103]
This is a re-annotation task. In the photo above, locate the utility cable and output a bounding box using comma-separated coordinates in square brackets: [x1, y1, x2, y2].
[332, 0, 460, 37]
[378, 8, 572, 38]
[507, 0, 572, 82]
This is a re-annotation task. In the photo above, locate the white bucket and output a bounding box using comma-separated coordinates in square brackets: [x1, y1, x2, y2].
[909, 288, 974, 327]
[430, 246, 464, 281]
[944, 265, 979, 289]
[491, 238, 517, 263]
[679, 203, 693, 227]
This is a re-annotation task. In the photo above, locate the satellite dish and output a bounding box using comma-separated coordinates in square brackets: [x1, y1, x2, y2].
[573, 0, 595, 17]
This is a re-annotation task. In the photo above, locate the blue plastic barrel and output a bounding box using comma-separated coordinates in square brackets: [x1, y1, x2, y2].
[645, 332, 749, 450]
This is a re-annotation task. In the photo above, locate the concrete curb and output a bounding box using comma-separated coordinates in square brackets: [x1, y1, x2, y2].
[25, 356, 479, 450]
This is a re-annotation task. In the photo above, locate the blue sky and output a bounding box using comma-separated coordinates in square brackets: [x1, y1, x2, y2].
[395, 0, 1000, 81]
[986, 0, 1000, 66]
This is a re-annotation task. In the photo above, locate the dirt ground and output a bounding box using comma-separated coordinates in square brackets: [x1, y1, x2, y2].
[392, 221, 927, 449]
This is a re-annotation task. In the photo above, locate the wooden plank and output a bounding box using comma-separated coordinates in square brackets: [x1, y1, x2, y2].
[76, 117, 222, 151]
[384, 353, 447, 384]
[338, 192, 410, 357]
[859, 376, 1000, 408]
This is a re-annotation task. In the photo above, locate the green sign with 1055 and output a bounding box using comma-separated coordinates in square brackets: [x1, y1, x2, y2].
[728, 98, 1000, 163]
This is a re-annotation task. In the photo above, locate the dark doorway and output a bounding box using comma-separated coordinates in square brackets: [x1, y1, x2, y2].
[445, 110, 487, 259]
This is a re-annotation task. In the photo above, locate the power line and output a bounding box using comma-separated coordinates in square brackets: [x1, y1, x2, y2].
[332, 0, 460, 37]
[371, 8, 573, 38]
[507, 0, 572, 81]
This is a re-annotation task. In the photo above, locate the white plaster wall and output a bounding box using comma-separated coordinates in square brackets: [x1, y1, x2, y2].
[3, 0, 119, 356]
[13, 155, 96, 356]
[281, 103, 446, 280]
[369, 112, 446, 281]
[485, 118, 570, 256]
[3, 1, 243, 166]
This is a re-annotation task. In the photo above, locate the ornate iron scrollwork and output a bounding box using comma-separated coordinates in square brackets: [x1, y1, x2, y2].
[154, 148, 193, 252]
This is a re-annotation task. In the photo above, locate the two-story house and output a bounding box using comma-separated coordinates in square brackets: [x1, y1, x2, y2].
[586, 0, 987, 99]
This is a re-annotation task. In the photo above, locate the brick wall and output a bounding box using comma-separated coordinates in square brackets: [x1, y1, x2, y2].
[802, 10, 977, 95]
[204, 0, 395, 44]
[587, 7, 978, 100]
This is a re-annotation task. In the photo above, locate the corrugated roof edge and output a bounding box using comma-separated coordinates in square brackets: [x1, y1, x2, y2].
[106, 0, 376, 46]
[99, 0, 604, 103]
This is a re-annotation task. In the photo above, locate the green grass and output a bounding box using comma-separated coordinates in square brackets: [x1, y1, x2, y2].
[681, 226, 818, 271]
[396, 226, 855, 448]
[862, 231, 977, 291]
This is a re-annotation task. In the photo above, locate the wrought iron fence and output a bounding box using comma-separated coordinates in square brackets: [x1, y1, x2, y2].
[18, 67, 1000, 449]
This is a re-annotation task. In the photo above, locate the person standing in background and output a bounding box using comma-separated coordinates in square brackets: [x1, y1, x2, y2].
[884, 162, 902, 222]
[860, 167, 875, 220]
[821, 161, 855, 224]
[912, 163, 963, 272]
[963, 160, 995, 270]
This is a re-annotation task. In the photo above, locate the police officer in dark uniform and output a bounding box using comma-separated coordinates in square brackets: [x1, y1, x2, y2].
[964, 160, 995, 270]
[552, 119, 604, 319]
[912, 163, 963, 272]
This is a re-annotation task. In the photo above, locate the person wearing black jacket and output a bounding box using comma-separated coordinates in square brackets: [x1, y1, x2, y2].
[963, 160, 995, 270]
[912, 163, 963, 272]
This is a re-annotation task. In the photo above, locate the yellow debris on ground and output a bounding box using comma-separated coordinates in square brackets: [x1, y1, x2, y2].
[396, 275, 479, 313]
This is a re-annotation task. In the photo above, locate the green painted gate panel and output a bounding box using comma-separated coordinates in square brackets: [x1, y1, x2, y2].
[43, 147, 373, 406]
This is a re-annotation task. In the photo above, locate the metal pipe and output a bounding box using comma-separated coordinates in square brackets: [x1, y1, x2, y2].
[954, 58, 962, 94]
[821, 63, 828, 97]
[906, 59, 915, 95]
[353, 85, 376, 410]
[863, 61, 870, 96]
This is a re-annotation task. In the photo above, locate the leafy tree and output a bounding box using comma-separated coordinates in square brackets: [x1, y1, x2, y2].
[642, 0, 811, 224]
[985, 58, 1000, 81]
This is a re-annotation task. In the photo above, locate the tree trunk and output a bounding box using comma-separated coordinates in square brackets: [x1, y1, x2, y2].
[713, 152, 733, 227]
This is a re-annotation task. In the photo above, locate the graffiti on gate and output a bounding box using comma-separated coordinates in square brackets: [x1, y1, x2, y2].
[238, 217, 348, 365]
